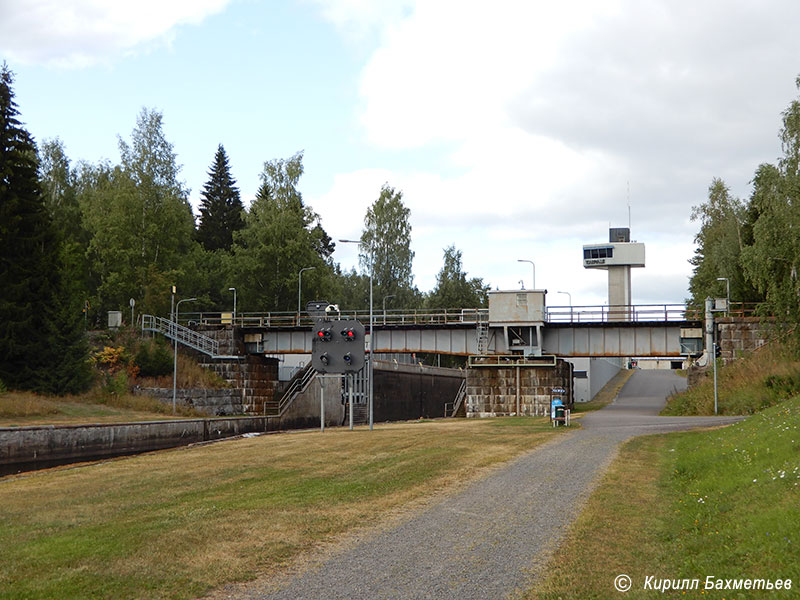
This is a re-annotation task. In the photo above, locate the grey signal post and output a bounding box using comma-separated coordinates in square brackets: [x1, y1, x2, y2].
[311, 319, 366, 373]
[312, 319, 366, 431]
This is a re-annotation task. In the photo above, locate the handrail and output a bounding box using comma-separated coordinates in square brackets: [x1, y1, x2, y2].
[468, 355, 558, 367]
[545, 304, 693, 324]
[181, 308, 490, 328]
[450, 379, 467, 417]
[269, 363, 317, 417]
[142, 314, 220, 357]
[175, 302, 765, 331]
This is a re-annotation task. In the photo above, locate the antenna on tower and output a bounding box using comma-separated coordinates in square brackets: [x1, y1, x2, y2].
[627, 181, 631, 230]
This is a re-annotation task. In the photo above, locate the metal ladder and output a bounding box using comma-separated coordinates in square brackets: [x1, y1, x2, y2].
[476, 316, 489, 354]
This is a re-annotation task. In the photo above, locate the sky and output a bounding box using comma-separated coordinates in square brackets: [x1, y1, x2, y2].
[3, 0, 800, 308]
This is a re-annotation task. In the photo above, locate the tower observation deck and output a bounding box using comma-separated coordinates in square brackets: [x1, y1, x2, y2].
[583, 227, 645, 321]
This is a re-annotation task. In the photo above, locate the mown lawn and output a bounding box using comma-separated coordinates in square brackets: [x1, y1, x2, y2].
[526, 396, 800, 599]
[0, 417, 565, 600]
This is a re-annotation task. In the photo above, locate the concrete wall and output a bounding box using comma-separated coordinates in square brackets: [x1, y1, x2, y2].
[0, 416, 283, 474]
[589, 357, 623, 399]
[2, 362, 465, 473]
[373, 361, 465, 422]
[281, 375, 345, 429]
[466, 360, 573, 418]
[635, 358, 685, 370]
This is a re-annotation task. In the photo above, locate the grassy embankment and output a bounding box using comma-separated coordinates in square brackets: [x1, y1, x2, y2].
[0, 416, 566, 600]
[0, 329, 226, 426]
[527, 345, 800, 599]
[663, 340, 800, 415]
[0, 388, 205, 427]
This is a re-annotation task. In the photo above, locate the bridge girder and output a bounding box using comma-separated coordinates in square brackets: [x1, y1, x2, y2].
[247, 320, 699, 358]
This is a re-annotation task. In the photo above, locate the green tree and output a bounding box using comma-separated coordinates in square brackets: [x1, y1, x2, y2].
[81, 108, 196, 317]
[38, 138, 92, 304]
[196, 144, 244, 252]
[741, 165, 800, 320]
[687, 178, 759, 310]
[0, 64, 90, 393]
[739, 76, 800, 322]
[427, 245, 489, 309]
[231, 152, 334, 311]
[359, 184, 418, 308]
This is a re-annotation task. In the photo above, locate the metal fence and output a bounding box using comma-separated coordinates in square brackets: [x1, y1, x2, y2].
[178, 302, 764, 330]
[181, 308, 489, 328]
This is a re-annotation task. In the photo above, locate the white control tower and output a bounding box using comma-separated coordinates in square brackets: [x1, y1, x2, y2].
[583, 228, 645, 320]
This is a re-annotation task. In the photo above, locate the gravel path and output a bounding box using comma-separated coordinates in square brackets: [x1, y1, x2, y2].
[230, 370, 743, 600]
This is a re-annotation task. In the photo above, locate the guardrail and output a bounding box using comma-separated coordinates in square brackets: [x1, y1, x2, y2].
[142, 314, 220, 356]
[175, 302, 764, 330]
[270, 363, 317, 417]
[468, 355, 558, 367]
[181, 308, 489, 328]
[545, 304, 693, 323]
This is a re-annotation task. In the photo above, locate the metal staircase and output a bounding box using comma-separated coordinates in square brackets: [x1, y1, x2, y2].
[141, 314, 239, 359]
[269, 363, 317, 417]
[447, 379, 467, 417]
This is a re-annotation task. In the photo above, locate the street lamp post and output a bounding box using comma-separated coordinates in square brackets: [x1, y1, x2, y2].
[173, 296, 197, 414]
[298, 267, 316, 320]
[340, 238, 374, 430]
[382, 294, 395, 325]
[557, 290, 573, 322]
[717, 277, 730, 315]
[517, 259, 536, 289]
[228, 287, 236, 326]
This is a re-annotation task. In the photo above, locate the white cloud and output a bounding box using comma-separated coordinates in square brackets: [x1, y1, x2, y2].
[0, 0, 231, 67]
[310, 0, 800, 304]
[307, 0, 414, 41]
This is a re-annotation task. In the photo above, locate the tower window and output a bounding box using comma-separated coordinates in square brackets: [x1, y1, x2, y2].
[584, 247, 614, 260]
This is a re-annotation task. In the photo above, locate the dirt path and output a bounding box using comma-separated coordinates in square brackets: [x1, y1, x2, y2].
[221, 371, 742, 600]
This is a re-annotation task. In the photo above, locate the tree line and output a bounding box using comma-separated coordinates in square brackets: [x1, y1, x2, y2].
[689, 74, 800, 327]
[0, 64, 488, 394]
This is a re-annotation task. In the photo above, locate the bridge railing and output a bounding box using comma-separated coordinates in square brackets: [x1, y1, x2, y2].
[177, 302, 761, 329]
[181, 308, 489, 328]
[545, 304, 694, 323]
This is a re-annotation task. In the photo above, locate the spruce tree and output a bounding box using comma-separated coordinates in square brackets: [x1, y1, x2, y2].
[197, 144, 244, 251]
[0, 63, 90, 394]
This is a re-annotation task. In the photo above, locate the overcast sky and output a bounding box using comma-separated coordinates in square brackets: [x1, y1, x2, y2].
[2, 0, 800, 307]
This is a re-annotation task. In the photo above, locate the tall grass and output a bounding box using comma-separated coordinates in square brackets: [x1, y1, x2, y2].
[663, 341, 800, 415]
[0, 392, 62, 418]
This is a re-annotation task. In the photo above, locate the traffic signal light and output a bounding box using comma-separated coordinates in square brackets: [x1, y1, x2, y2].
[311, 319, 365, 373]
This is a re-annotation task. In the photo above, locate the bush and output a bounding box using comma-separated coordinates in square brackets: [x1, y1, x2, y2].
[764, 373, 800, 398]
[134, 339, 174, 377]
[96, 371, 130, 400]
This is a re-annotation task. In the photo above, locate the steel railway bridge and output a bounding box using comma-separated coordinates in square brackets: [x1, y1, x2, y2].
[170, 302, 705, 359]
